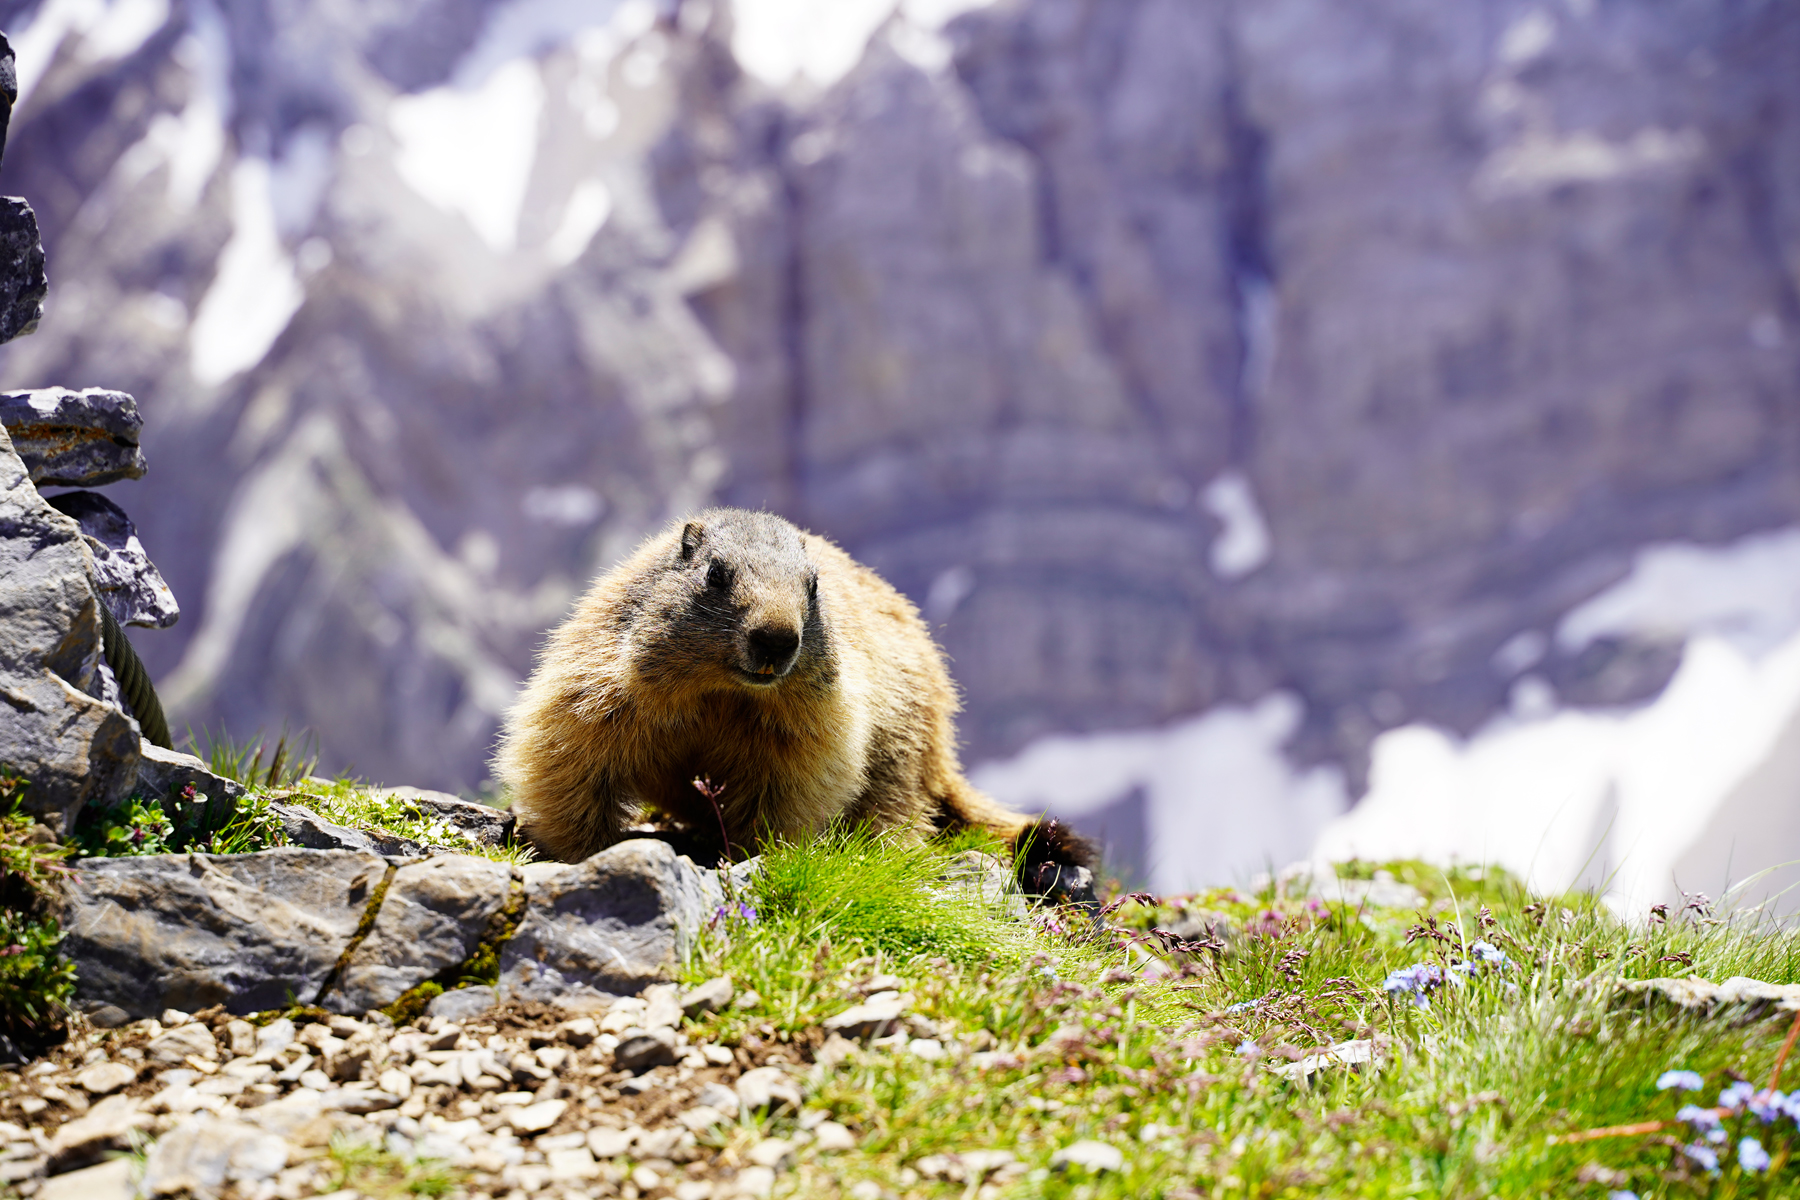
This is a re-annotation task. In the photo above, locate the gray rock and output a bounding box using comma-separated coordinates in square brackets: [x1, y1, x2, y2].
[0, 424, 138, 835]
[1268, 1038, 1379, 1084]
[45, 491, 179, 628]
[1050, 1141, 1124, 1173]
[1164, 908, 1238, 949]
[936, 850, 1026, 917]
[612, 1027, 677, 1073]
[45, 1095, 149, 1174]
[134, 745, 244, 844]
[328, 854, 515, 1013]
[0, 389, 142, 487]
[0, 198, 43, 345]
[138, 1115, 291, 1195]
[58, 848, 388, 1017]
[425, 985, 498, 1021]
[0, 34, 15, 170]
[1618, 976, 1800, 1018]
[496, 839, 721, 1006]
[38, 1159, 133, 1200]
[269, 800, 422, 857]
[680, 975, 734, 1016]
[821, 994, 908, 1039]
[379, 786, 515, 849]
[733, 1066, 801, 1112]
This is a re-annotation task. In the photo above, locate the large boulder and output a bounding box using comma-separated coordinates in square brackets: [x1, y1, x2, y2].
[497, 839, 722, 1006]
[0, 424, 138, 833]
[327, 854, 516, 1012]
[59, 849, 388, 1017]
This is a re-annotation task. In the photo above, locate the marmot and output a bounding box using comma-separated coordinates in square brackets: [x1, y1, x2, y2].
[494, 508, 1092, 880]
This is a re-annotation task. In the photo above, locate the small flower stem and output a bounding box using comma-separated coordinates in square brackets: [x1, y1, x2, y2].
[1767, 1006, 1800, 1095]
[1549, 1118, 1676, 1144]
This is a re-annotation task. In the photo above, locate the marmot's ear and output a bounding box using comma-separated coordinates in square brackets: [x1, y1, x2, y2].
[680, 522, 704, 560]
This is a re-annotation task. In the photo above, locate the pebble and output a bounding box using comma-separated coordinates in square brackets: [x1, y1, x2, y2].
[822, 993, 908, 1038]
[505, 1099, 568, 1133]
[588, 1127, 635, 1157]
[614, 1028, 678, 1072]
[748, 1137, 795, 1169]
[735, 1066, 800, 1111]
[145, 1023, 218, 1065]
[37, 1157, 133, 1200]
[814, 1121, 855, 1151]
[1052, 1139, 1125, 1172]
[72, 1061, 135, 1096]
[733, 1164, 777, 1197]
[681, 976, 735, 1015]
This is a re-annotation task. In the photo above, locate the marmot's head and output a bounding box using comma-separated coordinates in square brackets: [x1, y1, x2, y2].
[626, 508, 823, 692]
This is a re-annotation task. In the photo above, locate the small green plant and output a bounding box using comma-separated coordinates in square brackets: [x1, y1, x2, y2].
[0, 769, 78, 1053]
[70, 795, 175, 857]
[325, 1131, 459, 1197]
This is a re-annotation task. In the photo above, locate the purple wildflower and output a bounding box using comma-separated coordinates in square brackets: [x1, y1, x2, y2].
[1656, 1070, 1704, 1092]
[1719, 1081, 1756, 1112]
[1381, 962, 1446, 1008]
[1677, 1105, 1721, 1133]
[1739, 1137, 1771, 1173]
[1681, 1143, 1720, 1174]
[1749, 1089, 1787, 1124]
[1469, 940, 1509, 969]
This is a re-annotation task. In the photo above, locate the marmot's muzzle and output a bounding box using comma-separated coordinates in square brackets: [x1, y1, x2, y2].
[742, 623, 801, 682]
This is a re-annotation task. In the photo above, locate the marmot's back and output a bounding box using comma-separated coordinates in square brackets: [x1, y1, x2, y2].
[494, 508, 1091, 875]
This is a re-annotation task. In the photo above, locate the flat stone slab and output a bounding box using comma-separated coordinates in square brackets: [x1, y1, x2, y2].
[0, 388, 144, 487]
[270, 801, 422, 857]
[328, 854, 515, 1013]
[59, 849, 388, 1017]
[379, 787, 515, 849]
[497, 839, 720, 1006]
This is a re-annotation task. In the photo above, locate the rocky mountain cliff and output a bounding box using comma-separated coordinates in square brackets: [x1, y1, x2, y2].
[1, 0, 1796, 884]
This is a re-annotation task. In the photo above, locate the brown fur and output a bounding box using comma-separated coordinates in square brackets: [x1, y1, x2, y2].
[494, 508, 1091, 870]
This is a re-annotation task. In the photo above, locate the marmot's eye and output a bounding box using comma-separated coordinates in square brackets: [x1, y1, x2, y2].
[808, 573, 819, 599]
[706, 560, 731, 590]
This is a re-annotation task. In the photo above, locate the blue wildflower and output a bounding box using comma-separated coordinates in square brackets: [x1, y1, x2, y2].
[1719, 1081, 1756, 1111]
[1235, 1040, 1260, 1058]
[1681, 1143, 1720, 1174]
[1656, 1070, 1704, 1092]
[1676, 1105, 1721, 1133]
[1381, 962, 1446, 1009]
[1782, 1092, 1800, 1125]
[1224, 998, 1260, 1014]
[736, 901, 758, 924]
[1469, 940, 1510, 969]
[1749, 1089, 1786, 1124]
[1739, 1136, 1771, 1173]
[1607, 1192, 1638, 1200]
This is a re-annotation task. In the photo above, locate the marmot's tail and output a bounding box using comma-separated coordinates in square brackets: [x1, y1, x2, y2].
[935, 780, 1096, 872]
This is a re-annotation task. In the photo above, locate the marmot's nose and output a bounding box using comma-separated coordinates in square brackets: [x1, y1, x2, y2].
[747, 625, 801, 673]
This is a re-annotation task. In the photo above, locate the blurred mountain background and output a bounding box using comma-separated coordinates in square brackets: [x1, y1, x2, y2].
[4, 0, 1799, 908]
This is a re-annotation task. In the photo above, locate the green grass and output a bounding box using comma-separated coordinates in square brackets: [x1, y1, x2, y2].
[676, 834, 1800, 1199]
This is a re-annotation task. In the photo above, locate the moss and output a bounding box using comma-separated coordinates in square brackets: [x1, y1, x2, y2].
[312, 864, 398, 1006]
[377, 877, 529, 1024]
